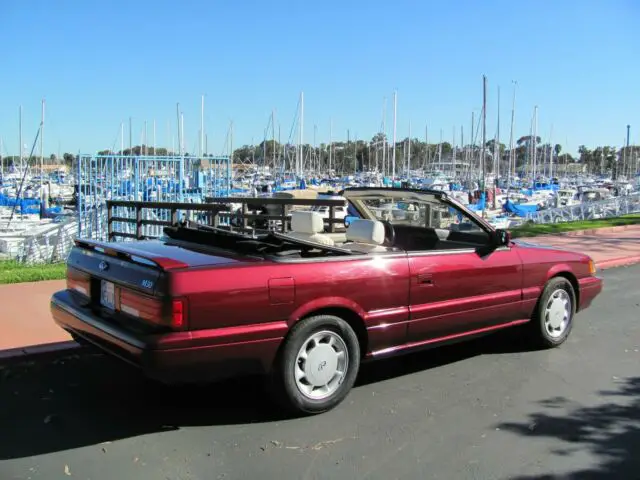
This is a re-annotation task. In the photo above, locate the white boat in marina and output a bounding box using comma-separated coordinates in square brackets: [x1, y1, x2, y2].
[579, 188, 612, 203]
[555, 188, 580, 207]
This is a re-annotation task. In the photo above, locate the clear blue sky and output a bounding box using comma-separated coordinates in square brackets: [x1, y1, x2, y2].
[1, 0, 638, 157]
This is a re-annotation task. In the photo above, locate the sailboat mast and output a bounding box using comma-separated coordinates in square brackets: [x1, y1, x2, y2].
[40, 99, 45, 192]
[347, 129, 350, 174]
[329, 118, 333, 174]
[299, 91, 304, 176]
[272, 110, 276, 171]
[532, 106, 538, 184]
[424, 125, 429, 170]
[176, 104, 181, 155]
[508, 81, 516, 188]
[542, 132, 547, 177]
[354, 131, 358, 174]
[392, 90, 397, 178]
[481, 75, 487, 214]
[470, 111, 475, 174]
[180, 112, 185, 156]
[230, 121, 234, 164]
[460, 125, 464, 178]
[407, 121, 411, 176]
[200, 94, 205, 158]
[549, 125, 554, 180]
[312, 124, 317, 173]
[452, 126, 456, 178]
[382, 97, 387, 176]
[493, 87, 499, 208]
[495, 87, 500, 178]
[19, 105, 23, 170]
[438, 129, 443, 168]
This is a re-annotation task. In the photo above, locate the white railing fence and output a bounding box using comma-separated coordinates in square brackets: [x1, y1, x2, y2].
[525, 192, 640, 224]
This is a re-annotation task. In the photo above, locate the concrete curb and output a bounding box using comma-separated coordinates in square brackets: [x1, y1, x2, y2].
[0, 341, 82, 364]
[596, 255, 640, 270]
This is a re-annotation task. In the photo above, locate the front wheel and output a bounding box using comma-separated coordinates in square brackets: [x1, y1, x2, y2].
[270, 315, 361, 415]
[528, 277, 576, 348]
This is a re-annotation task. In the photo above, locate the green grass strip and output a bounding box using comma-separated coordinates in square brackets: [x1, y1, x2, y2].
[0, 261, 67, 284]
[510, 214, 640, 238]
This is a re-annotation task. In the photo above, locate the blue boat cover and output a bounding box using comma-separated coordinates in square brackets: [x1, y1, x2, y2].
[503, 199, 538, 216]
[467, 193, 486, 212]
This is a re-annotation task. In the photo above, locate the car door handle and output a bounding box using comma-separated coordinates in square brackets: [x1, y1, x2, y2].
[417, 273, 434, 285]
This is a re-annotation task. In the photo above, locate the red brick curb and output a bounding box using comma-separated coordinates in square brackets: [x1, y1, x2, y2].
[596, 255, 640, 270]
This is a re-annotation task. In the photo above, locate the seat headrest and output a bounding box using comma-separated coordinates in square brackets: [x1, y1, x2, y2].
[291, 210, 324, 234]
[346, 219, 385, 245]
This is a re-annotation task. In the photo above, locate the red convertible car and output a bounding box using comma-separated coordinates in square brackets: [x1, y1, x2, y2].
[51, 188, 603, 414]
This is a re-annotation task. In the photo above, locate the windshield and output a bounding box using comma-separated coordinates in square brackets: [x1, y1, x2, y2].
[345, 190, 486, 234]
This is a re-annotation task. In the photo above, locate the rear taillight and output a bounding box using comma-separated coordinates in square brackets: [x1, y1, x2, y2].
[119, 289, 163, 324]
[119, 288, 186, 330]
[171, 299, 185, 329]
[67, 267, 90, 297]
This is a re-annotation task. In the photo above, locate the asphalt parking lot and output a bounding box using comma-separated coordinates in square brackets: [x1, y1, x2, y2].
[1, 265, 639, 480]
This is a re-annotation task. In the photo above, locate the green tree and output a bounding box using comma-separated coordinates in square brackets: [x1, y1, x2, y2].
[485, 139, 507, 158]
[63, 153, 75, 166]
[370, 132, 387, 145]
[232, 145, 255, 163]
[554, 144, 562, 156]
[517, 135, 541, 146]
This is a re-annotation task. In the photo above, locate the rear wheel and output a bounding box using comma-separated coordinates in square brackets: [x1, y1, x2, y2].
[270, 315, 361, 415]
[528, 277, 575, 348]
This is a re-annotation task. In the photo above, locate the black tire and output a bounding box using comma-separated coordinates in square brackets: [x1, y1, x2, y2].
[270, 315, 361, 415]
[527, 277, 576, 348]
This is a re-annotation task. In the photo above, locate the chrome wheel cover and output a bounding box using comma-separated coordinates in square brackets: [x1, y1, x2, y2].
[544, 289, 572, 338]
[294, 330, 349, 400]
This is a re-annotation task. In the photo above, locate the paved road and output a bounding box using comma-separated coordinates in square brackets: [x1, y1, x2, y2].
[1, 266, 639, 480]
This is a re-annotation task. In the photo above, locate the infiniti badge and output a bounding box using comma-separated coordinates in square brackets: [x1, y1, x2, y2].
[98, 261, 109, 271]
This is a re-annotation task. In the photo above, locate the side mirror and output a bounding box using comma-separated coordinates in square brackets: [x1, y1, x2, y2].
[493, 228, 511, 247]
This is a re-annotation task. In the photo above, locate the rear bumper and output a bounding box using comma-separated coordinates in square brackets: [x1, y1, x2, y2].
[51, 290, 283, 383]
[578, 276, 603, 311]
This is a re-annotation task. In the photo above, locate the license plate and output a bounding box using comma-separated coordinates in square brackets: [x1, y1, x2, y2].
[100, 280, 115, 310]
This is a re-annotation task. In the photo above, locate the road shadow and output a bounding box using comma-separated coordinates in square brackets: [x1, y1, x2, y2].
[0, 327, 538, 460]
[496, 376, 640, 479]
[355, 327, 540, 387]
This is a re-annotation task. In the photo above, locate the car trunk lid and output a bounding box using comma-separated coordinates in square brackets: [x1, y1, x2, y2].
[66, 238, 254, 332]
